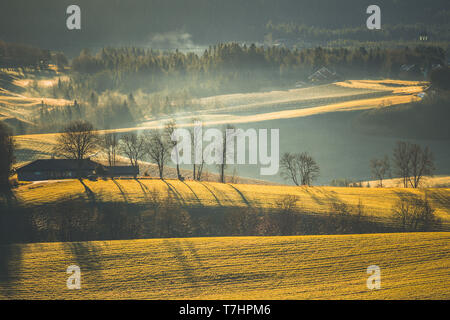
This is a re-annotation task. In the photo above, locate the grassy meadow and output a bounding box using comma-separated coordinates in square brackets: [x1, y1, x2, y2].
[2, 72, 449, 300]
[1, 232, 448, 299]
[14, 178, 450, 227]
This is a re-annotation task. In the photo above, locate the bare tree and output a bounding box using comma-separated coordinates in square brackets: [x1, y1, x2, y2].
[280, 153, 300, 186]
[393, 141, 435, 188]
[370, 155, 390, 187]
[54, 121, 97, 160]
[164, 120, 181, 179]
[230, 167, 240, 184]
[119, 133, 145, 174]
[100, 132, 119, 166]
[195, 158, 205, 181]
[145, 130, 170, 179]
[218, 124, 235, 183]
[280, 152, 320, 186]
[393, 141, 412, 188]
[298, 152, 320, 185]
[408, 144, 435, 188]
[189, 120, 205, 181]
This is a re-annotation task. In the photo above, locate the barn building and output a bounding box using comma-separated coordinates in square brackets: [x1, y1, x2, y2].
[16, 159, 138, 181]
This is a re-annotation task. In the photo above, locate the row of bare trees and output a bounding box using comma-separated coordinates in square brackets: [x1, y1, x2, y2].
[54, 120, 211, 180]
[370, 141, 435, 188]
[54, 120, 176, 179]
[49, 123, 438, 187]
[278, 141, 435, 188]
[116, 120, 208, 180]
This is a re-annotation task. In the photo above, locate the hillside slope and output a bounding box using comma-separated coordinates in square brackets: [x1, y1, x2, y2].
[14, 179, 450, 226]
[0, 232, 448, 299]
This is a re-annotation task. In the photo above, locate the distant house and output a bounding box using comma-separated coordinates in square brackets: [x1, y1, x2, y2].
[399, 64, 422, 79]
[400, 64, 417, 72]
[419, 31, 428, 41]
[295, 80, 307, 88]
[308, 67, 340, 83]
[16, 159, 139, 181]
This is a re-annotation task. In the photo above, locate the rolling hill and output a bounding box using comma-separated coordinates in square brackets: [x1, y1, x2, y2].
[13, 178, 450, 227]
[1, 232, 448, 299]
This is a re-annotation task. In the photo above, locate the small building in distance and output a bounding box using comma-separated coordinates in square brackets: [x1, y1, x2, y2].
[399, 64, 422, 79]
[419, 31, 429, 41]
[308, 67, 340, 83]
[16, 158, 139, 181]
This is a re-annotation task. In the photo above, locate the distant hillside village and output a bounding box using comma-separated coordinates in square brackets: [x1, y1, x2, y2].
[16, 159, 138, 181]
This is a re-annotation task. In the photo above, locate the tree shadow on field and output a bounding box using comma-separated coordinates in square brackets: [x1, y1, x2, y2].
[198, 182, 222, 207]
[426, 189, 450, 209]
[305, 187, 342, 208]
[134, 178, 150, 199]
[185, 240, 204, 267]
[303, 187, 326, 205]
[0, 192, 24, 298]
[162, 180, 186, 207]
[0, 189, 19, 210]
[0, 244, 23, 298]
[78, 179, 96, 204]
[162, 239, 201, 294]
[181, 181, 203, 207]
[209, 184, 236, 204]
[112, 179, 128, 203]
[393, 189, 416, 202]
[62, 241, 104, 281]
[228, 184, 251, 207]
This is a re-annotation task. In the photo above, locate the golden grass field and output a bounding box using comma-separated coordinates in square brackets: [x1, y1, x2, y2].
[198, 79, 424, 109]
[2, 72, 447, 300]
[14, 179, 450, 227]
[0, 232, 448, 299]
[138, 79, 423, 129]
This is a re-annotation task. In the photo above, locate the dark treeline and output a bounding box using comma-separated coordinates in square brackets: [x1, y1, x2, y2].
[66, 44, 446, 97]
[0, 41, 51, 70]
[265, 22, 450, 43]
[3, 41, 448, 134]
[15, 43, 447, 133]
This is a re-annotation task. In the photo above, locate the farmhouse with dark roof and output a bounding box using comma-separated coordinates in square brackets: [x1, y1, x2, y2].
[16, 159, 139, 181]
